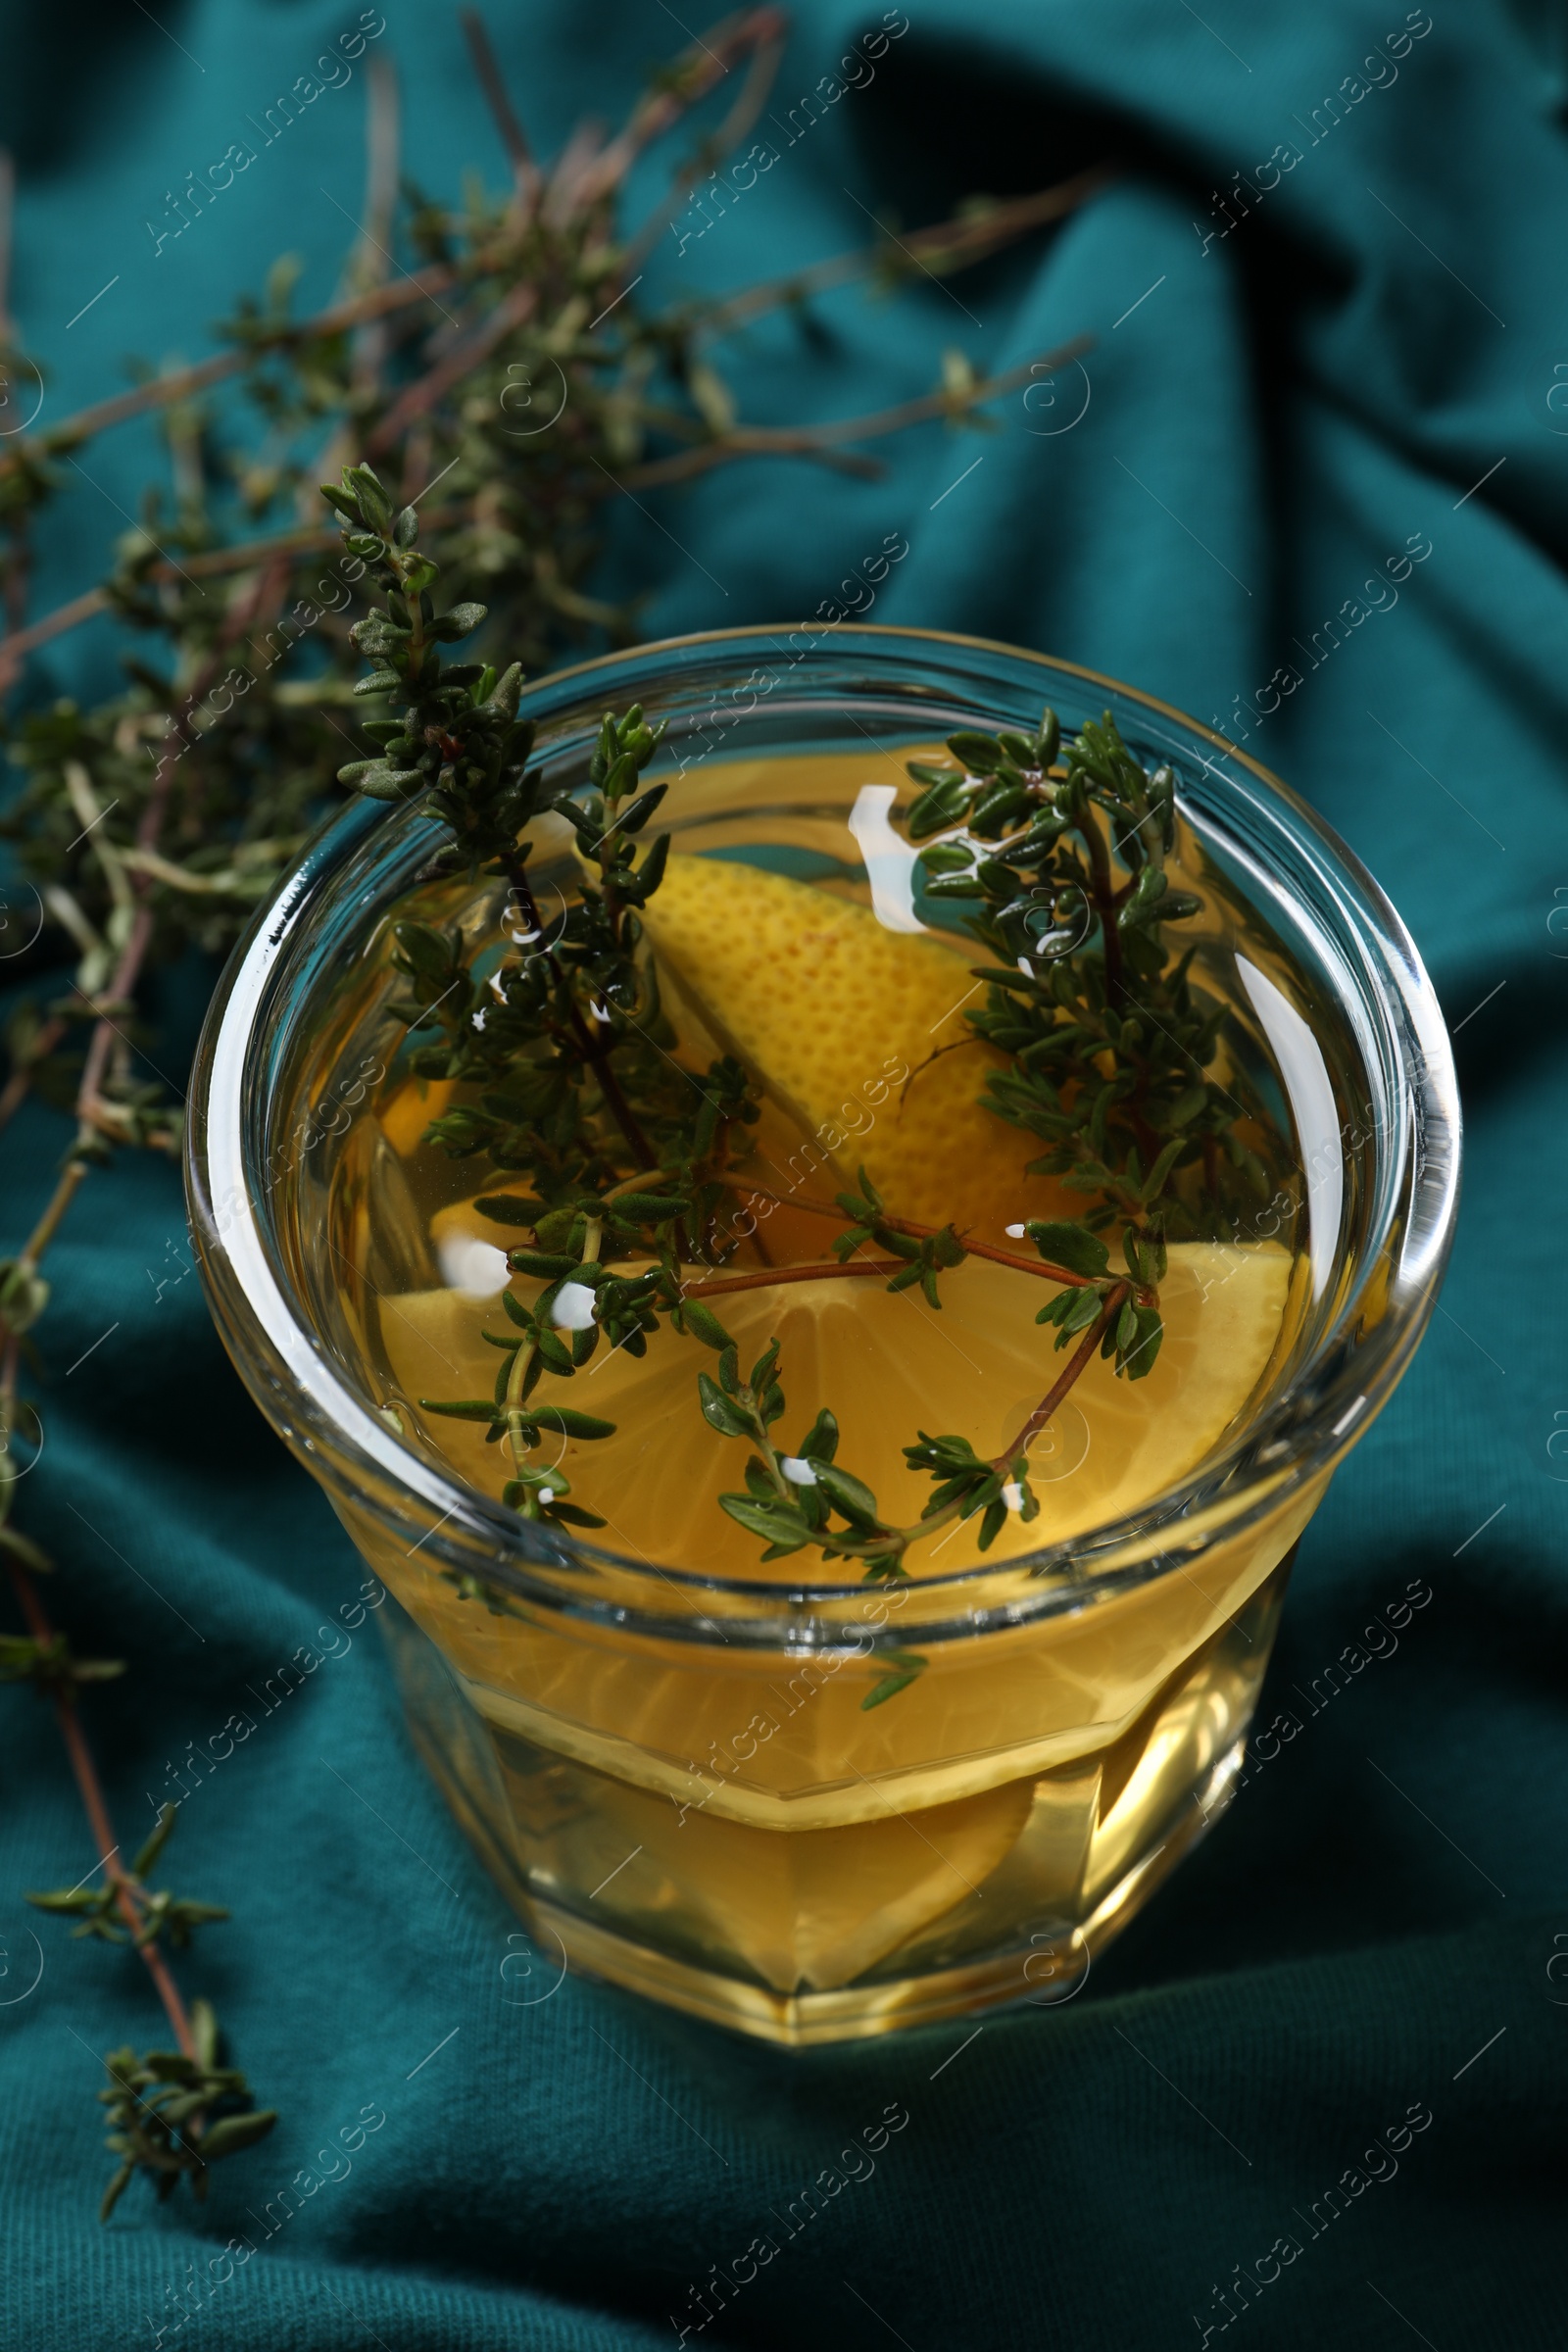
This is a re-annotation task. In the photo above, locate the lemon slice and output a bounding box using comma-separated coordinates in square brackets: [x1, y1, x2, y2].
[378, 1238, 1293, 1575]
[638, 851, 1066, 1238]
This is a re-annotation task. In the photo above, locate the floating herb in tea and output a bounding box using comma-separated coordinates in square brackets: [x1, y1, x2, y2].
[323, 465, 1298, 1683]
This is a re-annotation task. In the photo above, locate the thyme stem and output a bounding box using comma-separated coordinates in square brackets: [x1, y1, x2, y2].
[699, 172, 1115, 341]
[1001, 1282, 1128, 1462]
[1079, 804, 1124, 1011]
[504, 1337, 538, 1492]
[6, 1554, 195, 2060]
[796, 1284, 1128, 1572]
[501, 850, 657, 1169]
[685, 1259, 905, 1297]
[625, 338, 1091, 491]
[732, 1186, 1102, 1288]
[17, 1157, 86, 1269]
[458, 7, 541, 210]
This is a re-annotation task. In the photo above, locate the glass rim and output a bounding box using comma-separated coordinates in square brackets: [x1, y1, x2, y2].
[185, 623, 1461, 1642]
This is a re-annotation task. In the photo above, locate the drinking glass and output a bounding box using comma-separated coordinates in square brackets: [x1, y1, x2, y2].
[187, 626, 1459, 2043]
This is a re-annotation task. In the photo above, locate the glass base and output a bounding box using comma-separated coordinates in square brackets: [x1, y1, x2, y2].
[379, 1582, 1269, 2046]
[429, 1716, 1240, 2044]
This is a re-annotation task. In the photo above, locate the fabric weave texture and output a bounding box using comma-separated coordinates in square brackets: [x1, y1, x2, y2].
[0, 2, 1563, 2346]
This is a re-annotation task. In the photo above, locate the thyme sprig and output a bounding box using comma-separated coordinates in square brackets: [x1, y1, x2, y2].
[334, 485, 1282, 1642]
[911, 713, 1270, 1236]
[4, 1552, 271, 2213]
[0, 7, 1104, 2211]
[95, 2000, 276, 2225]
[26, 1802, 230, 1951]
[690, 1273, 1140, 1586]
[323, 461, 779, 1523]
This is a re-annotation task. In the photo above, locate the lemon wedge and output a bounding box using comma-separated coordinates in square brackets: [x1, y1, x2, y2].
[638, 851, 1066, 1238]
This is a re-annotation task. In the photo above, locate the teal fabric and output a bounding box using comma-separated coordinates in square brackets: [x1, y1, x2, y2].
[3, 3, 1566, 2345]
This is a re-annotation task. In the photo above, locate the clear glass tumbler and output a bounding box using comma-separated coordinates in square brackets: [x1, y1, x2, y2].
[186, 626, 1459, 2044]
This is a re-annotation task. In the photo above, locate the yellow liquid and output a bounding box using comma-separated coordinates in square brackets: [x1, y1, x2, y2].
[314, 752, 1329, 2038]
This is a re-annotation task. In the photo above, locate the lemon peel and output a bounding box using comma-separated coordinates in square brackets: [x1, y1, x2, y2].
[640, 852, 1065, 1238]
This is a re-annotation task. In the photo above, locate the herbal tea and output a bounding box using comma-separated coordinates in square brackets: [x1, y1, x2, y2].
[344, 776, 1307, 1586]
[299, 468, 1335, 2034]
